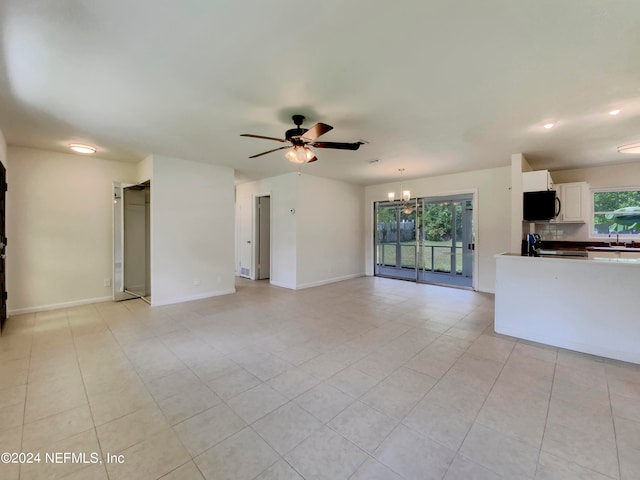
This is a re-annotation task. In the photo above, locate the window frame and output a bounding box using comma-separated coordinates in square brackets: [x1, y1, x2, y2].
[590, 186, 640, 240]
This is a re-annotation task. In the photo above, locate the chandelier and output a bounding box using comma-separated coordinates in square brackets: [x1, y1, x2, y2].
[388, 168, 414, 214]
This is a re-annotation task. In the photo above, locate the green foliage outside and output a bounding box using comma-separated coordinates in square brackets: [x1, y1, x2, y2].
[377, 201, 464, 243]
[593, 190, 640, 234]
[376, 200, 469, 274]
[422, 203, 463, 241]
[377, 241, 463, 273]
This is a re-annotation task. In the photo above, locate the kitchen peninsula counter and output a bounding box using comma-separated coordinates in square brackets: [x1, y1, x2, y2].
[495, 253, 640, 364]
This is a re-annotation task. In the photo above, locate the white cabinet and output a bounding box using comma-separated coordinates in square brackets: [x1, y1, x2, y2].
[523, 170, 553, 192]
[553, 182, 588, 223]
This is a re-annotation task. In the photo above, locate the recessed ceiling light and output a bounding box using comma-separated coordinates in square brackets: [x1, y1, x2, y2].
[69, 143, 96, 154]
[617, 143, 640, 154]
[609, 109, 621, 116]
[543, 123, 555, 129]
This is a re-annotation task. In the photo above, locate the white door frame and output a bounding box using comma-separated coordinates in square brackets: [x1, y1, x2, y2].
[252, 192, 271, 280]
[419, 188, 478, 291]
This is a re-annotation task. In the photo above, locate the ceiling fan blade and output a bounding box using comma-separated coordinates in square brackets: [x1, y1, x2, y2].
[241, 134, 287, 143]
[311, 141, 363, 150]
[248, 146, 290, 158]
[301, 123, 333, 142]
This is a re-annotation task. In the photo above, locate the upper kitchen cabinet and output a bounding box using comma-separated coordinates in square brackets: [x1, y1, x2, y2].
[553, 182, 589, 223]
[523, 170, 553, 192]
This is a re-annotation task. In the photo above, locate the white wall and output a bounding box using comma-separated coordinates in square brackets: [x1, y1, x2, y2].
[236, 173, 297, 288]
[235, 173, 365, 290]
[6, 146, 138, 313]
[150, 155, 235, 306]
[552, 162, 640, 188]
[296, 175, 365, 288]
[0, 128, 7, 167]
[138, 155, 153, 183]
[511, 153, 532, 252]
[364, 166, 511, 293]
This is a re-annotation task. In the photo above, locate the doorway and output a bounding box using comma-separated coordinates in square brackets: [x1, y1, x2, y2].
[0, 162, 6, 330]
[255, 195, 271, 280]
[373, 201, 418, 281]
[418, 194, 474, 287]
[113, 181, 151, 303]
[374, 193, 474, 288]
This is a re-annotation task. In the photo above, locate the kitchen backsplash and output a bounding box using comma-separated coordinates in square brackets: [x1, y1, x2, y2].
[532, 222, 590, 241]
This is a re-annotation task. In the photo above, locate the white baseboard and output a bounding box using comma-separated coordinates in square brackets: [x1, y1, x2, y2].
[295, 273, 365, 290]
[151, 288, 236, 307]
[268, 280, 296, 290]
[270, 274, 364, 291]
[8, 296, 114, 316]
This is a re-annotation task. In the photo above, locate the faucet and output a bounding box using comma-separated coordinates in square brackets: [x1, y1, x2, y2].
[608, 232, 619, 247]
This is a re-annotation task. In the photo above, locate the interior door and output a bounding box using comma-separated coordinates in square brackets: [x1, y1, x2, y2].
[0, 162, 6, 331]
[256, 196, 270, 280]
[113, 182, 150, 302]
[123, 186, 147, 297]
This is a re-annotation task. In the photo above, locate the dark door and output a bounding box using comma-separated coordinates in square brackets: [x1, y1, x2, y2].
[0, 162, 6, 331]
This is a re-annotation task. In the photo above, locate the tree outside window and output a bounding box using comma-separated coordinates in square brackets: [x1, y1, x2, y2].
[593, 189, 640, 236]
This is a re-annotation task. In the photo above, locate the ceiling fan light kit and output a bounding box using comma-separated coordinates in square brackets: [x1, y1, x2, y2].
[285, 146, 315, 164]
[241, 114, 363, 163]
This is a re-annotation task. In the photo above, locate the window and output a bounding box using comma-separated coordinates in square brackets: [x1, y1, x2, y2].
[592, 188, 640, 237]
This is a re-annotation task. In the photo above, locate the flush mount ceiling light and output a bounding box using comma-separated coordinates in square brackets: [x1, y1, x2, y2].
[609, 109, 621, 116]
[617, 143, 640, 154]
[69, 143, 96, 154]
[543, 123, 555, 129]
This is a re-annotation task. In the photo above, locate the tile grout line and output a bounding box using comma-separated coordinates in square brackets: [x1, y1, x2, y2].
[17, 312, 35, 480]
[345, 321, 497, 478]
[605, 363, 623, 480]
[69, 304, 112, 480]
[437, 335, 518, 478]
[5, 279, 637, 480]
[532, 345, 558, 480]
[108, 301, 228, 478]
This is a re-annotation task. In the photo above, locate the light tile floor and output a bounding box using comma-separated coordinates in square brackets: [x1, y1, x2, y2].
[1, 276, 639, 480]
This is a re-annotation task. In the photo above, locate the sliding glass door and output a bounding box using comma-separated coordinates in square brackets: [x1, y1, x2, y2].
[375, 194, 474, 288]
[418, 195, 473, 287]
[374, 201, 418, 280]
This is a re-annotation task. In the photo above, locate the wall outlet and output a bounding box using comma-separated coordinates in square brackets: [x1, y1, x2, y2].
[104, 278, 111, 287]
[193, 278, 200, 286]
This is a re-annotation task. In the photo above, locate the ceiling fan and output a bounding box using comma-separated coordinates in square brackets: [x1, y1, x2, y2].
[241, 114, 364, 163]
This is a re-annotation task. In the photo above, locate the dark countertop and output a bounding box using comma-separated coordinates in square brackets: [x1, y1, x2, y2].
[540, 241, 638, 252]
[586, 246, 640, 252]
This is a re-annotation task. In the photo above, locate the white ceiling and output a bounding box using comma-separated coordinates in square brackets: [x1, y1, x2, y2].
[1, 1, 640, 185]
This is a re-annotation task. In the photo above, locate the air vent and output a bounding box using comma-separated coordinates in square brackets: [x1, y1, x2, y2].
[240, 267, 250, 278]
